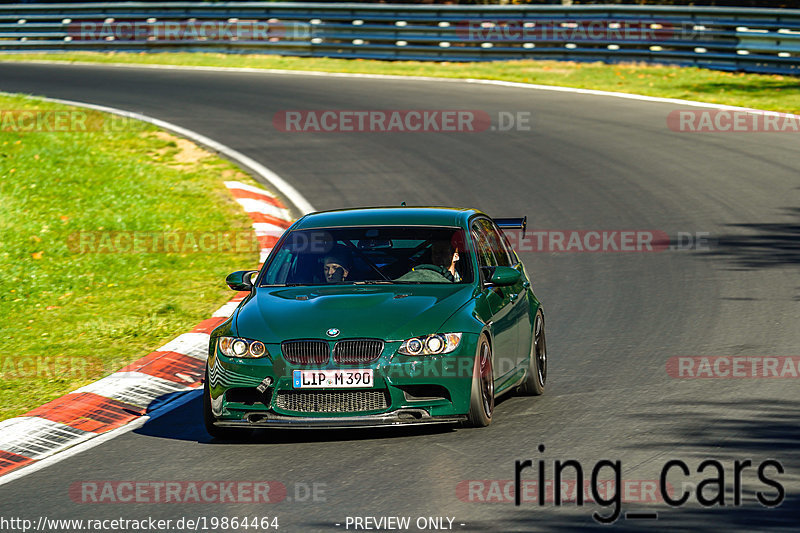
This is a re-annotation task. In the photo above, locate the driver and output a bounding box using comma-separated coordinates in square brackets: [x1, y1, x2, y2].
[323, 248, 352, 283]
[395, 233, 465, 283]
[429, 240, 460, 282]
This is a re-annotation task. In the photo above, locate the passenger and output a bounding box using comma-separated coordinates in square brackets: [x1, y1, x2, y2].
[323, 249, 352, 283]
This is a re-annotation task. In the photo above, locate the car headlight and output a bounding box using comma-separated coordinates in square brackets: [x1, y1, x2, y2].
[217, 337, 269, 358]
[399, 333, 462, 355]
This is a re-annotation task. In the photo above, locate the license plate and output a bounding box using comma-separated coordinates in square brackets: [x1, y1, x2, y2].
[292, 369, 373, 389]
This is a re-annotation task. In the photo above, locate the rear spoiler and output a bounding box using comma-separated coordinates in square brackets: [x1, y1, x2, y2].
[494, 217, 527, 238]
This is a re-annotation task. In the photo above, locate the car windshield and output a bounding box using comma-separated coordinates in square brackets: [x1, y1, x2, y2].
[260, 226, 473, 286]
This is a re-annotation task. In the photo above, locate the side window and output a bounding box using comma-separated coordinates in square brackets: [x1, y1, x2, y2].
[471, 224, 497, 270]
[477, 219, 513, 267]
[501, 231, 519, 264]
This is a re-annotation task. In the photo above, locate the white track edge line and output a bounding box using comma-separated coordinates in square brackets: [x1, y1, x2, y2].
[0, 390, 202, 487]
[3, 58, 797, 117]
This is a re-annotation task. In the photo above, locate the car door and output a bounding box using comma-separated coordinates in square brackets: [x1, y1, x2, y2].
[476, 218, 531, 370]
[499, 225, 534, 365]
[470, 219, 517, 379]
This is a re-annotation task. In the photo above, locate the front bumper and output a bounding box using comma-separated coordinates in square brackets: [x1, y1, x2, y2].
[207, 334, 480, 426]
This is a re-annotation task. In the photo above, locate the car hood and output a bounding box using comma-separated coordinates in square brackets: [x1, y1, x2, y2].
[235, 284, 476, 342]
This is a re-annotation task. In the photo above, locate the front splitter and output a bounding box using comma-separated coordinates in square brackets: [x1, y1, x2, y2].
[214, 409, 466, 429]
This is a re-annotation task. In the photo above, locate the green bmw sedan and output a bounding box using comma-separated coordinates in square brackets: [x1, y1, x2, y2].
[204, 206, 546, 437]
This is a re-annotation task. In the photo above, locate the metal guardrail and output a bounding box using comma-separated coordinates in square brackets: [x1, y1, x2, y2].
[1, 2, 799, 74]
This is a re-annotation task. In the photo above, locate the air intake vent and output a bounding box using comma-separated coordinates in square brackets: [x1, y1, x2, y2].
[281, 339, 329, 365]
[333, 339, 384, 364]
[275, 390, 388, 413]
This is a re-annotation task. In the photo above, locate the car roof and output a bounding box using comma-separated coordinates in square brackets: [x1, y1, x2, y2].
[291, 206, 483, 230]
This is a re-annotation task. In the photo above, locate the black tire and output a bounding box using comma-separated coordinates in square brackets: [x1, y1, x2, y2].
[203, 370, 250, 440]
[520, 310, 546, 396]
[466, 336, 494, 427]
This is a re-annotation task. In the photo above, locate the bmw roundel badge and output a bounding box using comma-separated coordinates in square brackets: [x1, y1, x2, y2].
[326, 328, 340, 338]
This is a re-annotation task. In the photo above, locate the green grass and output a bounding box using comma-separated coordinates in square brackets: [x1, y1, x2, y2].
[1, 52, 798, 113]
[0, 93, 263, 421]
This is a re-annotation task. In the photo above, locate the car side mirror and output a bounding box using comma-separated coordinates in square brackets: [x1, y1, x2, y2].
[226, 270, 258, 291]
[489, 266, 521, 287]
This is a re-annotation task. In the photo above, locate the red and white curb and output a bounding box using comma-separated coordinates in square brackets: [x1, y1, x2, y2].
[0, 180, 294, 479]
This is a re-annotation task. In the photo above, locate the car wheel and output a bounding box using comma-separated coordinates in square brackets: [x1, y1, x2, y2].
[520, 310, 546, 396]
[466, 336, 494, 427]
[203, 369, 250, 440]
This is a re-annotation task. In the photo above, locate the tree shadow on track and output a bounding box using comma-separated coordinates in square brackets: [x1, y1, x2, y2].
[604, 398, 800, 531]
[625, 398, 800, 454]
[699, 207, 800, 270]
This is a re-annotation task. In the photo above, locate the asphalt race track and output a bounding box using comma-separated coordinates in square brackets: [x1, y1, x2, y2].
[1, 62, 799, 531]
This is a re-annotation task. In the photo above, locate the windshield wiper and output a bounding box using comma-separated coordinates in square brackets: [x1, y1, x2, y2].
[353, 280, 395, 285]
